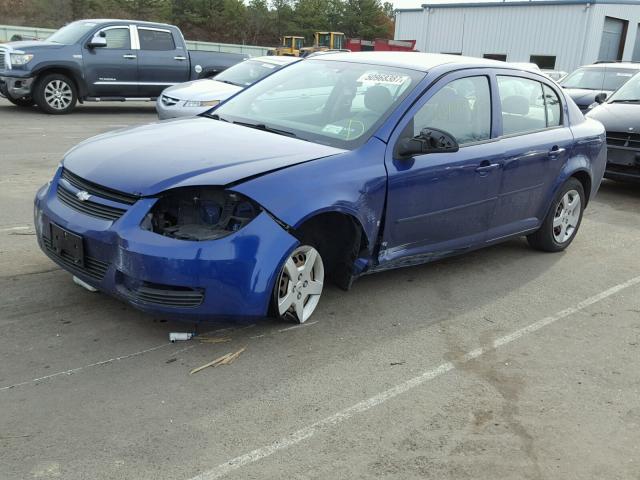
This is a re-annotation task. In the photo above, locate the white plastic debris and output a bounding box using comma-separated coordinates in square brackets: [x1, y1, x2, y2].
[73, 276, 98, 292]
[169, 332, 193, 342]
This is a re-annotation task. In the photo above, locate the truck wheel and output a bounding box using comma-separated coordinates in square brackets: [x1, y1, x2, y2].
[6, 95, 35, 107]
[34, 74, 77, 114]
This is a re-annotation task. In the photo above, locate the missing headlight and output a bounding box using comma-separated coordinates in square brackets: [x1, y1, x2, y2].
[143, 188, 261, 241]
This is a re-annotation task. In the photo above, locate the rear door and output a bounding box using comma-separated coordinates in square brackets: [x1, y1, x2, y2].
[486, 74, 573, 240]
[381, 70, 503, 264]
[83, 25, 138, 97]
[135, 26, 189, 97]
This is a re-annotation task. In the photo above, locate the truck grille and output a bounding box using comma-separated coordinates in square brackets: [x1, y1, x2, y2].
[57, 185, 127, 221]
[606, 131, 640, 149]
[42, 236, 109, 280]
[161, 94, 180, 106]
[125, 282, 205, 308]
[0, 48, 7, 69]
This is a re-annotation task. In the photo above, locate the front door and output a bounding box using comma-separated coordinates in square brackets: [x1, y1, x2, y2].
[381, 71, 503, 265]
[135, 26, 189, 97]
[83, 25, 138, 97]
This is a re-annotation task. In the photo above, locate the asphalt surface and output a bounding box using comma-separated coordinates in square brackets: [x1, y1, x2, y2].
[1, 98, 639, 480]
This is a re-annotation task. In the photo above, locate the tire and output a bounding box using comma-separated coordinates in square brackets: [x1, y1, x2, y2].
[6, 94, 35, 107]
[34, 74, 77, 114]
[527, 178, 585, 252]
[272, 244, 325, 323]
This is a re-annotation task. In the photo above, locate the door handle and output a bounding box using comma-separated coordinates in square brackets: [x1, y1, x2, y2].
[548, 146, 566, 158]
[174, 56, 187, 61]
[475, 160, 500, 174]
[122, 54, 137, 59]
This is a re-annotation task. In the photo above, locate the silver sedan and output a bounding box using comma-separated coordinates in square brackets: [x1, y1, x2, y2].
[156, 56, 299, 120]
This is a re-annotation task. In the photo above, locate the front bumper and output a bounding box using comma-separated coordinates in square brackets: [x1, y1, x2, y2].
[0, 74, 35, 98]
[34, 170, 299, 321]
[155, 97, 211, 120]
[604, 146, 640, 182]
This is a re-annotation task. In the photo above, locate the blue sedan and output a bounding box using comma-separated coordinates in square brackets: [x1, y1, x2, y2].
[34, 52, 607, 323]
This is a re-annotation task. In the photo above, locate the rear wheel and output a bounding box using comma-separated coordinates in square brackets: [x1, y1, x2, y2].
[273, 244, 325, 323]
[34, 74, 77, 114]
[527, 178, 585, 252]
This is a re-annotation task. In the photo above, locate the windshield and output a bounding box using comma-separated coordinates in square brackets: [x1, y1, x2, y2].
[214, 60, 282, 87]
[560, 67, 636, 91]
[47, 21, 98, 45]
[211, 59, 424, 149]
[608, 72, 640, 102]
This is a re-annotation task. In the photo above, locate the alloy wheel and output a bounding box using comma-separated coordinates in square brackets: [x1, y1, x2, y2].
[552, 189, 581, 243]
[276, 245, 324, 323]
[44, 79, 73, 110]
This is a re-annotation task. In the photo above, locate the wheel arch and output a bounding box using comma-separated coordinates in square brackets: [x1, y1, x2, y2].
[289, 209, 370, 290]
[32, 65, 87, 98]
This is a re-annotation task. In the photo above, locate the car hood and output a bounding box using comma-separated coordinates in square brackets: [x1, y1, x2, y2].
[161, 79, 242, 101]
[1, 40, 65, 51]
[62, 117, 345, 196]
[562, 88, 611, 106]
[586, 102, 640, 132]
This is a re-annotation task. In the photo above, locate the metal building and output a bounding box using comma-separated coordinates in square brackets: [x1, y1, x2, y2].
[395, 0, 640, 73]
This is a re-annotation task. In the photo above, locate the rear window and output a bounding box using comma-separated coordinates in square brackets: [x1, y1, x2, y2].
[139, 29, 175, 51]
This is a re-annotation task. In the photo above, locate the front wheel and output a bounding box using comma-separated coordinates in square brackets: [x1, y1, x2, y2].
[34, 74, 77, 114]
[273, 245, 325, 323]
[527, 178, 585, 252]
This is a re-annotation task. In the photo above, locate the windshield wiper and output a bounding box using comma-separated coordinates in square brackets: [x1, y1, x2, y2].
[217, 79, 240, 86]
[232, 120, 298, 138]
[610, 99, 640, 104]
[205, 113, 229, 122]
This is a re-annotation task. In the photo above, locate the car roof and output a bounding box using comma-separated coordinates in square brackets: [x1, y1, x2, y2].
[313, 51, 524, 72]
[249, 55, 299, 65]
[79, 19, 175, 28]
[581, 62, 640, 69]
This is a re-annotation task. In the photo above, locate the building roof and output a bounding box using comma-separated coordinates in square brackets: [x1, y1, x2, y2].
[313, 51, 519, 72]
[394, 0, 640, 11]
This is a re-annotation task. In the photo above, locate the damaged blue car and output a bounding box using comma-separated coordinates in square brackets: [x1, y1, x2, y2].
[34, 52, 607, 323]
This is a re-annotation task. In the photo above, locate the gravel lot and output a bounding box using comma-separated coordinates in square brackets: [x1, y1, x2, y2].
[1, 97, 639, 480]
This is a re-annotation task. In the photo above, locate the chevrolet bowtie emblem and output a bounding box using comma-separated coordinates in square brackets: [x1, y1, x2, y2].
[76, 191, 91, 202]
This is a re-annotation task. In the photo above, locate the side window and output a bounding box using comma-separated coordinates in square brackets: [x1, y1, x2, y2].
[411, 76, 491, 146]
[139, 29, 176, 51]
[543, 84, 562, 127]
[102, 28, 130, 49]
[497, 76, 547, 135]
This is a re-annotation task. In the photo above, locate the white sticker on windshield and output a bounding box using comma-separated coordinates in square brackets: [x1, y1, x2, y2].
[358, 72, 409, 85]
[617, 73, 633, 77]
[322, 124, 345, 135]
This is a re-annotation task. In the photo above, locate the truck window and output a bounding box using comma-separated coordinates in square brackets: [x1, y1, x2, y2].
[102, 27, 130, 49]
[139, 29, 176, 51]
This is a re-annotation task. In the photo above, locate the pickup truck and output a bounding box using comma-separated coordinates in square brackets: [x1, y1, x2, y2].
[0, 19, 248, 114]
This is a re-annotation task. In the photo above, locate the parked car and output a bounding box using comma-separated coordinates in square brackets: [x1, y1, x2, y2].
[34, 52, 606, 324]
[559, 62, 640, 111]
[542, 69, 567, 82]
[0, 19, 247, 114]
[587, 71, 640, 183]
[156, 56, 299, 119]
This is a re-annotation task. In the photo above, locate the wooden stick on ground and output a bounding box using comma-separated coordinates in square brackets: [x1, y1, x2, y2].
[188, 347, 247, 375]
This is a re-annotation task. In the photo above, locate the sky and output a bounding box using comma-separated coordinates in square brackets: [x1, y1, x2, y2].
[391, 0, 554, 12]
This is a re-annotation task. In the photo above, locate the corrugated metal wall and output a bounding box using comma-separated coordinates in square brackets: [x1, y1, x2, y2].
[396, 3, 640, 73]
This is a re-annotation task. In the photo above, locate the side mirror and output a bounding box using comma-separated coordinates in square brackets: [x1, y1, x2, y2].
[397, 128, 459, 158]
[88, 32, 107, 48]
[594, 92, 608, 104]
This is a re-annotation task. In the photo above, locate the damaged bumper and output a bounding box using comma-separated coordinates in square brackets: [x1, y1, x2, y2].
[34, 171, 299, 321]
